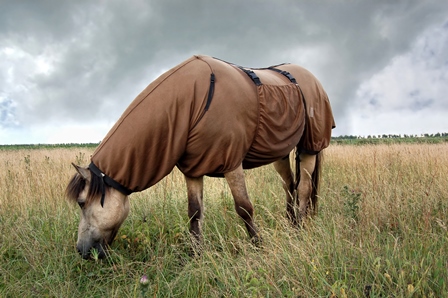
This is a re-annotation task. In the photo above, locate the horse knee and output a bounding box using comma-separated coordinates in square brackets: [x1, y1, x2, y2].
[224, 165, 258, 238]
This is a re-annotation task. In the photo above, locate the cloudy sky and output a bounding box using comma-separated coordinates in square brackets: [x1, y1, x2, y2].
[1, 0, 447, 144]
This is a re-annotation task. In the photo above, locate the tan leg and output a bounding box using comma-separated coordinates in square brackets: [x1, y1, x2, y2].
[297, 153, 316, 225]
[224, 164, 259, 241]
[273, 156, 297, 225]
[185, 175, 204, 249]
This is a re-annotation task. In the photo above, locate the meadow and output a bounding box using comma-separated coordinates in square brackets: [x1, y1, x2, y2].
[0, 143, 447, 297]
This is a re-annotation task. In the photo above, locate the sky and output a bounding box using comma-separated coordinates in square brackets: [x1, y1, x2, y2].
[1, 0, 447, 144]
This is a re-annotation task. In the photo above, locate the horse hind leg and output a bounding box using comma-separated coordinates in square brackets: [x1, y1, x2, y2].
[224, 164, 260, 243]
[297, 153, 317, 226]
[273, 156, 297, 225]
[185, 175, 204, 252]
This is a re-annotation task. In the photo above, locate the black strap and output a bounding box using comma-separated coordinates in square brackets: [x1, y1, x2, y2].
[211, 57, 262, 86]
[268, 67, 297, 84]
[239, 67, 262, 86]
[89, 162, 133, 207]
[204, 73, 215, 111]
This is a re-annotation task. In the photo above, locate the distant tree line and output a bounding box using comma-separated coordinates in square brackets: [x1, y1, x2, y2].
[331, 133, 448, 145]
[0, 143, 100, 150]
[333, 133, 448, 140]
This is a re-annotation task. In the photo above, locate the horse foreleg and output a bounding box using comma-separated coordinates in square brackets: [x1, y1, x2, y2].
[185, 175, 204, 250]
[273, 157, 297, 225]
[224, 165, 260, 243]
[297, 153, 316, 226]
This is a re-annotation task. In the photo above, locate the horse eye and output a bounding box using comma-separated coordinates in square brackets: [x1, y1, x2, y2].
[78, 202, 85, 209]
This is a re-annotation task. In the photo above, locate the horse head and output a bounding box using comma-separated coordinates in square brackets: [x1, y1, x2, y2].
[66, 164, 130, 259]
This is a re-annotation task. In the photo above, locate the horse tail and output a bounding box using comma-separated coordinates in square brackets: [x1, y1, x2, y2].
[294, 146, 301, 195]
[294, 149, 322, 216]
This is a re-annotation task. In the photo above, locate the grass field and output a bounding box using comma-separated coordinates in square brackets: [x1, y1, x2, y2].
[1, 143, 447, 297]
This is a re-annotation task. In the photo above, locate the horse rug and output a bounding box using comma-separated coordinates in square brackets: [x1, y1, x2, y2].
[90, 55, 335, 193]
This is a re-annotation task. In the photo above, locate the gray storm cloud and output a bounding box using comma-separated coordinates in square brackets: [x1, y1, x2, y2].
[1, 0, 447, 143]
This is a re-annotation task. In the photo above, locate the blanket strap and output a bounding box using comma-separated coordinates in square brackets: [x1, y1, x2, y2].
[268, 67, 297, 84]
[89, 162, 133, 207]
[238, 67, 262, 86]
[211, 57, 262, 86]
[205, 73, 215, 111]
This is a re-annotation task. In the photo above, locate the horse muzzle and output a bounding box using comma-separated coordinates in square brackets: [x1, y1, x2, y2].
[76, 241, 107, 260]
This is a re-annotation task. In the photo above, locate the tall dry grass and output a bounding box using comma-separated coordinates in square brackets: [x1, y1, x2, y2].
[0, 144, 447, 297]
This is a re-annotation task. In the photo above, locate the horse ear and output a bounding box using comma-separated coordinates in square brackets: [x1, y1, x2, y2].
[72, 163, 91, 181]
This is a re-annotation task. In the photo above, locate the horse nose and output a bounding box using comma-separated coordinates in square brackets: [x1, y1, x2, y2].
[80, 251, 91, 260]
[76, 245, 91, 259]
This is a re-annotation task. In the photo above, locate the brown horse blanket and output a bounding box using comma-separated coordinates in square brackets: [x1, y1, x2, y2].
[273, 63, 335, 154]
[90, 55, 335, 193]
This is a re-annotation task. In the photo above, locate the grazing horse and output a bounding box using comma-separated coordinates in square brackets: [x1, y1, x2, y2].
[66, 55, 335, 259]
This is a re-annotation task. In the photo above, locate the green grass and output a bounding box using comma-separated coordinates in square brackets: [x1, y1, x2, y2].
[1, 144, 447, 297]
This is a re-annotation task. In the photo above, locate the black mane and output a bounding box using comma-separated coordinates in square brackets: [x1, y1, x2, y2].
[66, 169, 107, 205]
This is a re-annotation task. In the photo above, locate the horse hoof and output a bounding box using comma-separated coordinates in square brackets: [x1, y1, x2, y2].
[189, 247, 202, 258]
[251, 235, 263, 247]
[189, 241, 203, 258]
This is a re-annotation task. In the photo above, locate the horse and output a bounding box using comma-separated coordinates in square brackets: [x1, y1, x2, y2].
[66, 55, 335, 259]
